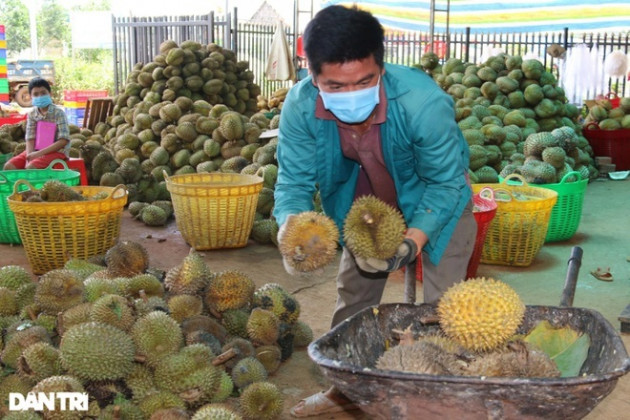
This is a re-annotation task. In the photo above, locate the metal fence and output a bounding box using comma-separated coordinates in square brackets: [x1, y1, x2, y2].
[112, 12, 630, 103]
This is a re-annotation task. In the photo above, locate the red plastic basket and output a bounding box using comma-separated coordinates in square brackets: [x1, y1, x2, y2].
[467, 188, 498, 279]
[0, 114, 27, 126]
[582, 122, 630, 170]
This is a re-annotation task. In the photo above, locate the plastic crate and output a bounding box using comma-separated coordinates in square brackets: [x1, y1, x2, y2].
[471, 174, 558, 267]
[0, 40, 5, 49]
[0, 79, 8, 89]
[0, 49, 6, 59]
[65, 108, 86, 117]
[0, 114, 27, 126]
[0, 25, 4, 34]
[7, 181, 127, 274]
[165, 172, 263, 250]
[0, 159, 80, 244]
[63, 90, 108, 102]
[582, 123, 630, 170]
[0, 93, 10, 103]
[63, 100, 88, 109]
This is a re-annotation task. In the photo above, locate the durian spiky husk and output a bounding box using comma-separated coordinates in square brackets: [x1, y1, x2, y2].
[343, 195, 406, 259]
[239, 381, 283, 420]
[164, 249, 212, 295]
[437, 277, 525, 352]
[278, 211, 339, 272]
[204, 270, 255, 313]
[105, 240, 150, 277]
[464, 340, 560, 378]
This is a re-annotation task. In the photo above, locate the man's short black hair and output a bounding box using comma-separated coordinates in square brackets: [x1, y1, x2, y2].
[28, 77, 51, 94]
[303, 5, 384, 77]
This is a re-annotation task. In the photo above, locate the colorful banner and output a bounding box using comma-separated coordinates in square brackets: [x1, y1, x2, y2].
[323, 1, 630, 34]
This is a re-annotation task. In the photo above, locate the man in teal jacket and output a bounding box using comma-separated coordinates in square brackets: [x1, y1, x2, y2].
[273, 5, 477, 417]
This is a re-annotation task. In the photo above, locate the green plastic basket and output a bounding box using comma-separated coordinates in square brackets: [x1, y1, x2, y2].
[0, 153, 10, 168]
[0, 159, 80, 244]
[499, 171, 587, 242]
[538, 171, 588, 242]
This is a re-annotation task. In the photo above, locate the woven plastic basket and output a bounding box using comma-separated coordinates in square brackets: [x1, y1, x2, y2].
[8, 181, 127, 274]
[467, 187, 498, 278]
[539, 171, 588, 242]
[0, 159, 80, 244]
[165, 172, 263, 250]
[0, 152, 10, 167]
[471, 174, 558, 267]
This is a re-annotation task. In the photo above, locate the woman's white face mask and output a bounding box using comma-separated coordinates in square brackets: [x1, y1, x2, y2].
[318, 76, 380, 124]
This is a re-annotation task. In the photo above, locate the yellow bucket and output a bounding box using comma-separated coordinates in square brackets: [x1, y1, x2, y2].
[165, 172, 263, 250]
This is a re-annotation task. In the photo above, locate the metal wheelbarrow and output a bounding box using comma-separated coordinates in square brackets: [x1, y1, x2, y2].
[308, 247, 630, 419]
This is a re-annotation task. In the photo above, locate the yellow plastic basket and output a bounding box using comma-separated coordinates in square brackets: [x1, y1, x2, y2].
[7, 181, 128, 274]
[165, 172, 263, 250]
[471, 174, 558, 267]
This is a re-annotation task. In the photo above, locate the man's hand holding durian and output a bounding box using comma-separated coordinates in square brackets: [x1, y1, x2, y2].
[354, 228, 427, 273]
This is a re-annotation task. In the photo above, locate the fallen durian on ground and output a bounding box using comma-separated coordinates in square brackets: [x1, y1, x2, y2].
[343, 195, 406, 259]
[437, 277, 525, 352]
[278, 211, 339, 272]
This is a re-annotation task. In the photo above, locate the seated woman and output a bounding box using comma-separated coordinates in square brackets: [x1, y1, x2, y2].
[3, 77, 70, 170]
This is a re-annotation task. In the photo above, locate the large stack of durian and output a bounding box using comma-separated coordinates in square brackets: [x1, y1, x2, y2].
[416, 53, 598, 183]
[377, 277, 561, 379]
[0, 241, 314, 419]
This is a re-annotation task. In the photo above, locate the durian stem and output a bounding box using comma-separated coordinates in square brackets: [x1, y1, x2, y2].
[361, 212, 375, 225]
[212, 348, 237, 366]
[134, 354, 147, 363]
[208, 307, 222, 319]
[138, 289, 148, 303]
[56, 312, 64, 336]
[27, 306, 37, 321]
[420, 315, 440, 324]
[113, 406, 121, 420]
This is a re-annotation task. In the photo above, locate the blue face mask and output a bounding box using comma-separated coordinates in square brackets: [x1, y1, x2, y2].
[318, 76, 380, 124]
[32, 95, 53, 108]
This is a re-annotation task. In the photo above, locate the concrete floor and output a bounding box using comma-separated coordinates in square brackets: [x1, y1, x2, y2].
[1, 177, 629, 419]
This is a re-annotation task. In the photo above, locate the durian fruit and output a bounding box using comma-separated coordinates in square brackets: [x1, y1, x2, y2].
[39, 179, 84, 202]
[3, 411, 44, 420]
[134, 296, 169, 317]
[376, 335, 468, 375]
[221, 338, 256, 370]
[0, 265, 32, 290]
[204, 270, 255, 313]
[63, 257, 105, 281]
[231, 356, 268, 390]
[105, 240, 150, 277]
[291, 320, 314, 347]
[126, 363, 158, 404]
[34, 269, 85, 315]
[221, 308, 250, 338]
[211, 371, 234, 403]
[255, 345, 282, 374]
[343, 195, 406, 259]
[119, 273, 165, 298]
[185, 331, 223, 356]
[181, 315, 227, 344]
[100, 400, 145, 420]
[30, 375, 85, 420]
[464, 340, 560, 378]
[128, 200, 149, 217]
[149, 408, 190, 420]
[153, 349, 222, 408]
[138, 391, 187, 418]
[132, 311, 184, 367]
[84, 380, 133, 409]
[0, 375, 35, 414]
[15, 282, 37, 310]
[164, 249, 212, 295]
[89, 294, 136, 331]
[1, 325, 51, 369]
[83, 276, 122, 302]
[192, 404, 243, 420]
[60, 302, 93, 331]
[60, 321, 136, 380]
[437, 277, 526, 352]
[168, 294, 204, 323]
[276, 322, 295, 362]
[239, 381, 284, 420]
[140, 204, 169, 226]
[0, 287, 18, 316]
[278, 211, 339, 272]
[246, 308, 280, 346]
[17, 342, 62, 383]
[252, 283, 300, 324]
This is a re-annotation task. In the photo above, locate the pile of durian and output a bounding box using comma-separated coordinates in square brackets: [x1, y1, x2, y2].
[15, 180, 111, 203]
[0, 122, 91, 159]
[0, 241, 314, 419]
[584, 96, 630, 129]
[255, 88, 289, 114]
[377, 277, 561, 378]
[416, 53, 598, 183]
